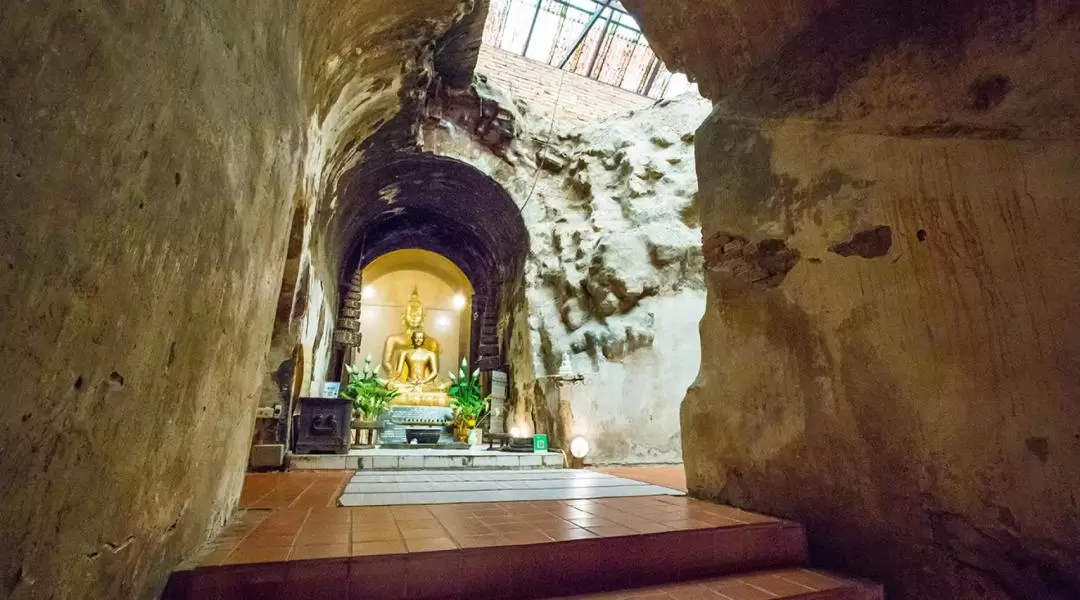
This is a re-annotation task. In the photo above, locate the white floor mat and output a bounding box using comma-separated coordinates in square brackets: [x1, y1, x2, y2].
[338, 469, 684, 506]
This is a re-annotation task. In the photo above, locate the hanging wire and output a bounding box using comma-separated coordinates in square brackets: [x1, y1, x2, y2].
[517, 66, 569, 216]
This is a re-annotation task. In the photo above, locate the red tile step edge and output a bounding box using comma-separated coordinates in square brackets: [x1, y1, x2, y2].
[803, 584, 886, 600]
[164, 521, 807, 599]
[550, 570, 885, 600]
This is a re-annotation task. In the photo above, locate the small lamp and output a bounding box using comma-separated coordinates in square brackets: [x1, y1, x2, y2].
[568, 435, 590, 469]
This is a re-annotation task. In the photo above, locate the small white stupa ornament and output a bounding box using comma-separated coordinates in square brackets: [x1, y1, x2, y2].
[558, 352, 575, 378]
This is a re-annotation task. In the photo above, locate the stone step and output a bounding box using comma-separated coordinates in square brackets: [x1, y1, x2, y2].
[164, 512, 813, 599]
[289, 449, 566, 471]
[546, 569, 885, 600]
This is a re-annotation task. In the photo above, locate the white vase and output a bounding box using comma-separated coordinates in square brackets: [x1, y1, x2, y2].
[467, 428, 483, 447]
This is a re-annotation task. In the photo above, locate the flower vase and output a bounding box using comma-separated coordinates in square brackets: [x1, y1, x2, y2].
[452, 415, 468, 442]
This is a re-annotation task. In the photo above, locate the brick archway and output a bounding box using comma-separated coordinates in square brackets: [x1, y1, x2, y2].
[331, 154, 528, 374]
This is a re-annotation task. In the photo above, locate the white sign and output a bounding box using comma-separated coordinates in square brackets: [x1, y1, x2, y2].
[490, 371, 508, 400]
[322, 382, 341, 398]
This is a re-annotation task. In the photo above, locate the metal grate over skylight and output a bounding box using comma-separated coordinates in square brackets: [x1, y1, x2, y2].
[482, 0, 693, 100]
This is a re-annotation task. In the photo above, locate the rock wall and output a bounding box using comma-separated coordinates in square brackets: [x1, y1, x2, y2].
[424, 87, 711, 463]
[517, 97, 710, 462]
[288, 1, 504, 400]
[556, 291, 704, 463]
[265, 0, 481, 404]
[0, 1, 481, 598]
[626, 0, 1080, 598]
[0, 3, 303, 598]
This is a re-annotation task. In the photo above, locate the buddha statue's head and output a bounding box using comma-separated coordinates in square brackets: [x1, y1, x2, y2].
[403, 288, 424, 330]
[410, 330, 426, 349]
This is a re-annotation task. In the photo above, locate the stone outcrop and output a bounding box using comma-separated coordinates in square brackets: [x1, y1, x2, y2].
[424, 86, 711, 463]
[625, 1, 1080, 598]
[517, 98, 710, 463]
[522, 99, 708, 363]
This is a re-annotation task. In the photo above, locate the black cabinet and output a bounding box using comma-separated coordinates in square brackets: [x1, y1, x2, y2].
[294, 397, 352, 455]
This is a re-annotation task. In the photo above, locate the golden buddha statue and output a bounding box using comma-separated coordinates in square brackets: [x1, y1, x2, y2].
[382, 291, 450, 406]
[381, 288, 440, 375]
[388, 330, 448, 386]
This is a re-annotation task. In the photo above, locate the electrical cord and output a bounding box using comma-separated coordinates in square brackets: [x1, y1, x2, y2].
[518, 66, 569, 216]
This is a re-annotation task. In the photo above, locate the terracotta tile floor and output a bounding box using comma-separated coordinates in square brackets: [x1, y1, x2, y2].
[237, 467, 686, 510]
[196, 469, 773, 567]
[596, 466, 687, 491]
[551, 568, 868, 599]
[238, 470, 351, 509]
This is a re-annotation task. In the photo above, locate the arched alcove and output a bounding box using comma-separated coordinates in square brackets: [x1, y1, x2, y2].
[336, 153, 529, 285]
[328, 153, 529, 376]
[353, 249, 474, 375]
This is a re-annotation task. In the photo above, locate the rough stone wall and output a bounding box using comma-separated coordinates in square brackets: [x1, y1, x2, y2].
[475, 45, 654, 127]
[0, 3, 303, 598]
[264, 0, 480, 403]
[625, 0, 1080, 598]
[289, 1, 497, 399]
[518, 97, 710, 462]
[424, 90, 711, 463]
[0, 1, 483, 598]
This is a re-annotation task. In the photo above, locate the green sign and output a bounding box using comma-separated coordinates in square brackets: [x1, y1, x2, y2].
[533, 434, 548, 452]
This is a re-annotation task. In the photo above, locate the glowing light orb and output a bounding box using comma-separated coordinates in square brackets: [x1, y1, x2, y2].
[569, 436, 591, 459]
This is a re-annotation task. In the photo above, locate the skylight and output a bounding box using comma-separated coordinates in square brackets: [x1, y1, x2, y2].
[482, 0, 693, 100]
